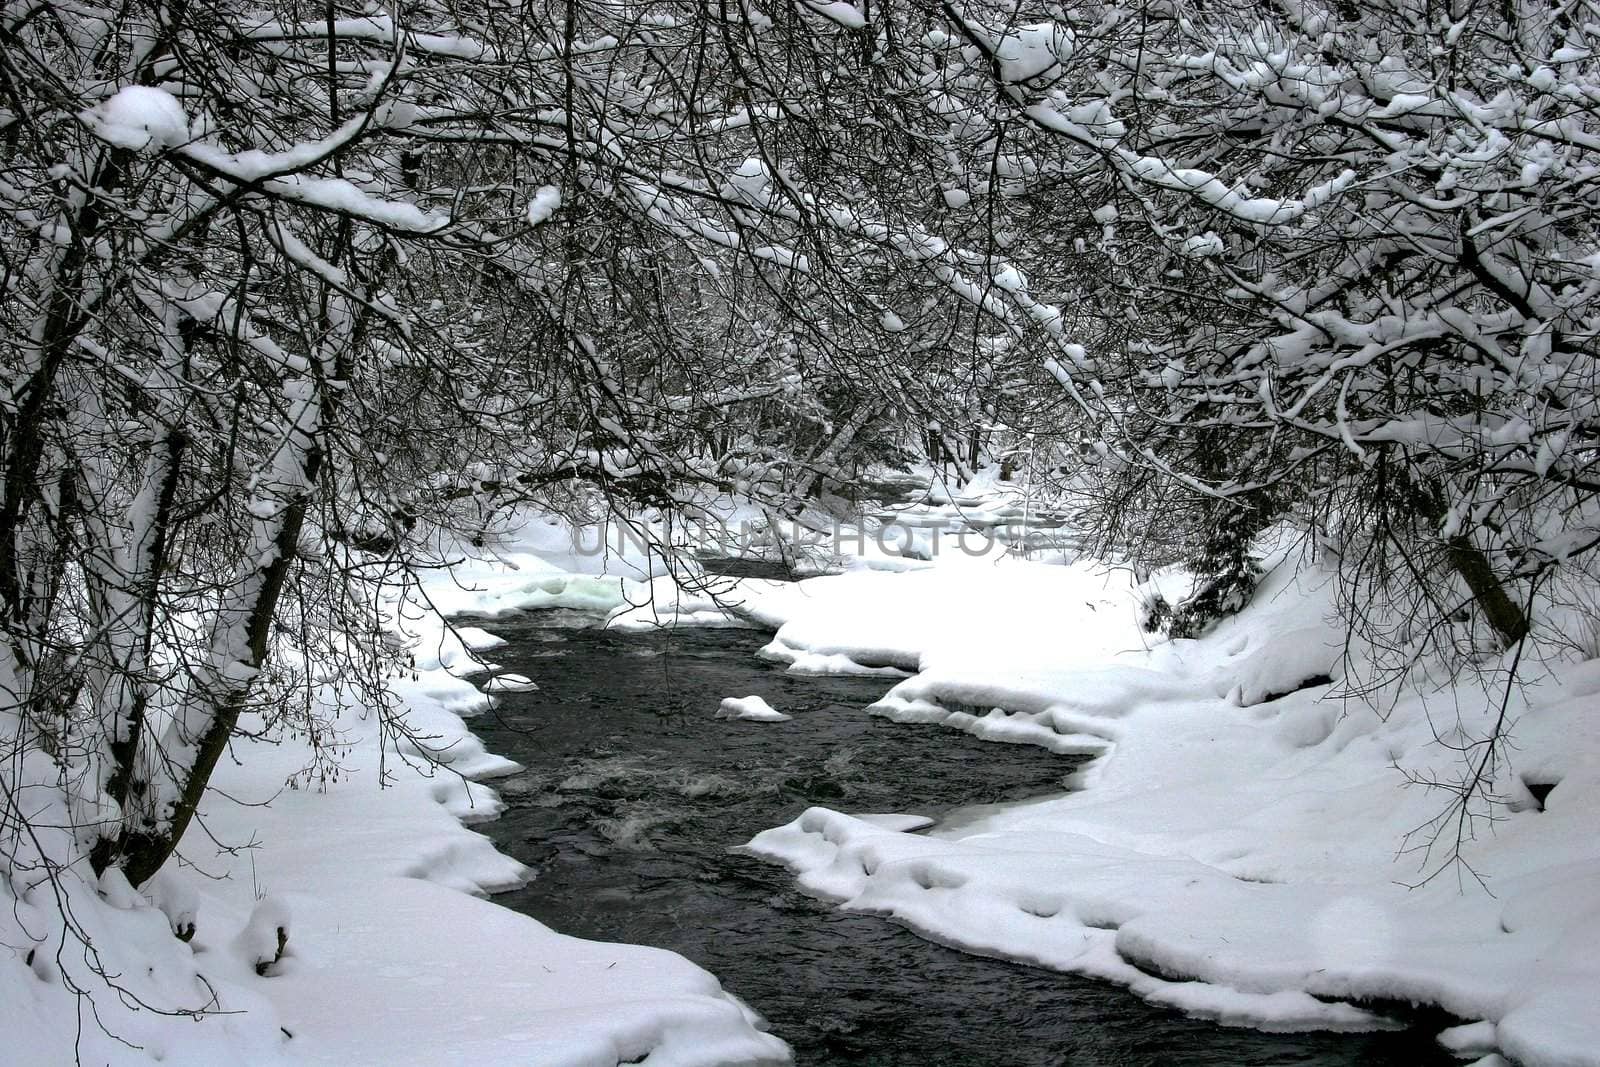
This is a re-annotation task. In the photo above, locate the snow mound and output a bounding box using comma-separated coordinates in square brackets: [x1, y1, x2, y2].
[0, 859, 291, 1065]
[1215, 624, 1340, 707]
[484, 672, 539, 693]
[142, 865, 200, 941]
[454, 625, 506, 651]
[232, 896, 292, 975]
[1438, 1020, 1499, 1056]
[716, 695, 791, 722]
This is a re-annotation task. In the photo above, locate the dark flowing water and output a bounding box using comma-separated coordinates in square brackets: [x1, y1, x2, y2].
[471, 609, 1453, 1066]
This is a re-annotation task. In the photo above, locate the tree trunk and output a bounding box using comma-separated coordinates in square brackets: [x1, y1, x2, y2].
[1445, 532, 1529, 646]
[92, 378, 326, 885]
[1397, 463, 1529, 647]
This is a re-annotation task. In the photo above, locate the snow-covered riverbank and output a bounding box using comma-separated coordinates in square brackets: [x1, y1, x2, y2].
[720, 563, 1598, 1067]
[175, 593, 788, 1067]
[9, 493, 1596, 1066]
[410, 497, 1600, 1067]
[2, 519, 788, 1066]
[597, 499, 1600, 1067]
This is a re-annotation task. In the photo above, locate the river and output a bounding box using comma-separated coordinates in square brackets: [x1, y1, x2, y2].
[470, 608, 1453, 1066]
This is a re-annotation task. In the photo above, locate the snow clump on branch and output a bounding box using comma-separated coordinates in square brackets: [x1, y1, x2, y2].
[79, 85, 190, 152]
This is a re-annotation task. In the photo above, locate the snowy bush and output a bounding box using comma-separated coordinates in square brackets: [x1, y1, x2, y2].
[233, 897, 292, 978]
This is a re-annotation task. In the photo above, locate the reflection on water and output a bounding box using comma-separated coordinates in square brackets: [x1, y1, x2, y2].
[471, 612, 1453, 1066]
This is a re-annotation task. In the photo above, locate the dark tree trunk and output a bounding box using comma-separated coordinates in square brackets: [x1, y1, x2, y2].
[1397, 463, 1529, 648]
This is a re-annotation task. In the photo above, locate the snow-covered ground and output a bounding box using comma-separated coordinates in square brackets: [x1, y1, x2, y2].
[1, 516, 788, 1067]
[9, 485, 1595, 1067]
[405, 489, 1600, 1066]
[730, 561, 1600, 1067]
[600, 487, 1600, 1067]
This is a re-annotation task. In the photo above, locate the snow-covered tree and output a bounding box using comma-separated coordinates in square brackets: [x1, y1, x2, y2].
[913, 0, 1600, 647]
[0, 0, 1038, 907]
[8, 0, 1598, 968]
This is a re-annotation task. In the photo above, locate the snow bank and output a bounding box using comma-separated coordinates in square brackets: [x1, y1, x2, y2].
[0, 832, 291, 1066]
[414, 510, 666, 620]
[752, 556, 1139, 679]
[164, 533, 792, 1065]
[484, 671, 540, 692]
[763, 645, 909, 677]
[2, 508, 791, 1067]
[731, 549, 1600, 1065]
[501, 482, 1600, 1063]
[606, 572, 784, 631]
